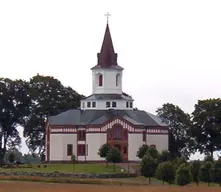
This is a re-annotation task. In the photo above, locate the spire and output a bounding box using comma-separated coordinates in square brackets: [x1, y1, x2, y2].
[97, 23, 118, 68]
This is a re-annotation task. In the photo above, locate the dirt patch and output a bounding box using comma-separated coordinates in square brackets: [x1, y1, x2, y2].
[0, 181, 220, 192]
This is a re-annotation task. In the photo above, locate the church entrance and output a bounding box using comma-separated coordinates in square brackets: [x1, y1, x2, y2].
[107, 124, 128, 162]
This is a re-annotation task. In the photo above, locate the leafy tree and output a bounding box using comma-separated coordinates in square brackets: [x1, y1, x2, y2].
[98, 143, 112, 166]
[4, 149, 22, 164]
[191, 99, 221, 159]
[147, 146, 159, 160]
[140, 154, 158, 184]
[156, 103, 192, 158]
[158, 150, 173, 163]
[22, 74, 84, 155]
[190, 160, 201, 186]
[199, 161, 213, 186]
[71, 154, 76, 173]
[0, 78, 30, 166]
[175, 163, 192, 186]
[204, 155, 214, 162]
[8, 152, 15, 164]
[210, 158, 221, 186]
[106, 147, 122, 172]
[155, 161, 175, 185]
[172, 157, 188, 170]
[136, 144, 149, 159]
[7, 134, 21, 151]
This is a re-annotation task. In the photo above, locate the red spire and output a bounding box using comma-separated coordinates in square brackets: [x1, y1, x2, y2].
[97, 23, 118, 68]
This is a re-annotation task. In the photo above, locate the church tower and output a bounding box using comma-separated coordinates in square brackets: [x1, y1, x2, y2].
[80, 22, 134, 110]
[91, 23, 123, 95]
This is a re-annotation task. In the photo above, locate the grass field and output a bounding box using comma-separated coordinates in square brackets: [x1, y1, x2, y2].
[0, 181, 220, 192]
[0, 164, 121, 173]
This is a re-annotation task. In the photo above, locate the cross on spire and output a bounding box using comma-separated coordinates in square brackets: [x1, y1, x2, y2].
[104, 12, 111, 23]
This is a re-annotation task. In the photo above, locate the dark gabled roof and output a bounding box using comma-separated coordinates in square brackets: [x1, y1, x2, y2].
[91, 23, 123, 70]
[83, 92, 133, 101]
[48, 109, 168, 127]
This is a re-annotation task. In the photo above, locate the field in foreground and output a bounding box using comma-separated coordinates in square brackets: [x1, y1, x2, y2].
[0, 181, 220, 192]
[0, 164, 121, 173]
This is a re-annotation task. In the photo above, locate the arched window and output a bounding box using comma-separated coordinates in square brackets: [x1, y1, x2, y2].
[113, 126, 123, 140]
[116, 74, 120, 87]
[98, 74, 103, 86]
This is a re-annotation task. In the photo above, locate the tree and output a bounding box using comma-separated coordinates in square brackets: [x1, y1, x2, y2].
[98, 143, 112, 166]
[210, 158, 221, 186]
[0, 78, 30, 166]
[175, 163, 192, 186]
[7, 134, 21, 151]
[106, 147, 122, 172]
[8, 152, 15, 169]
[158, 150, 173, 163]
[191, 99, 221, 159]
[156, 103, 192, 158]
[140, 154, 158, 184]
[172, 157, 188, 170]
[136, 144, 149, 159]
[147, 146, 159, 160]
[22, 74, 84, 155]
[199, 161, 213, 186]
[155, 161, 175, 185]
[204, 155, 214, 162]
[71, 154, 76, 173]
[190, 160, 201, 186]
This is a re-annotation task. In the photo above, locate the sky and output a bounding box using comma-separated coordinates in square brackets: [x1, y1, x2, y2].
[0, 0, 221, 159]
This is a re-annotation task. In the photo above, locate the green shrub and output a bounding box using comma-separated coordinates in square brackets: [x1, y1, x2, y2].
[140, 154, 158, 184]
[210, 159, 221, 186]
[199, 161, 213, 186]
[155, 161, 175, 185]
[190, 160, 201, 186]
[137, 144, 149, 159]
[175, 163, 192, 186]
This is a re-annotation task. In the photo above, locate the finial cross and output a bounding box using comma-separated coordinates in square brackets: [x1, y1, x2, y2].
[104, 12, 111, 23]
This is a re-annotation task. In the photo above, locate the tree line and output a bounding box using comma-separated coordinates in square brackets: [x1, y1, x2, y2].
[98, 143, 221, 186]
[0, 75, 84, 165]
[0, 74, 221, 165]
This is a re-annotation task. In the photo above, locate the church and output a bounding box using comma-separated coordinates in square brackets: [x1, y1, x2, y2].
[45, 21, 169, 163]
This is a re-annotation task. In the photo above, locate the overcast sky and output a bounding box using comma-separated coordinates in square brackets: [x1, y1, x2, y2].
[0, 0, 221, 159]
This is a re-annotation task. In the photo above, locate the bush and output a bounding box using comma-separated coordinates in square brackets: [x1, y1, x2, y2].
[140, 154, 157, 184]
[137, 144, 149, 159]
[173, 157, 188, 170]
[155, 161, 175, 185]
[199, 161, 213, 186]
[106, 147, 122, 172]
[175, 163, 192, 186]
[147, 146, 159, 160]
[190, 160, 201, 186]
[158, 150, 173, 163]
[210, 159, 221, 186]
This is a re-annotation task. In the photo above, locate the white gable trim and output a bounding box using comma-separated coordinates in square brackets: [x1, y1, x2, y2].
[101, 118, 134, 132]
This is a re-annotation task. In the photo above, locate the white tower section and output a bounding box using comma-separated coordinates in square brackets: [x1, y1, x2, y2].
[92, 67, 123, 94]
[80, 23, 134, 111]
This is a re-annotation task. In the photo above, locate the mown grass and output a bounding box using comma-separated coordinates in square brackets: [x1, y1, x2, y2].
[0, 163, 121, 173]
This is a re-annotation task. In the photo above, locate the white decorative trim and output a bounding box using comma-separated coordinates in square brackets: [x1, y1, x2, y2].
[101, 118, 134, 132]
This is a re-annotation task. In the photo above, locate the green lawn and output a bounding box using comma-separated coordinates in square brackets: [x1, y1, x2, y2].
[0, 164, 121, 173]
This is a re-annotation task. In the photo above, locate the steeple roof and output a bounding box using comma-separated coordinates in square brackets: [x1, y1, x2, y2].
[97, 23, 118, 68]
